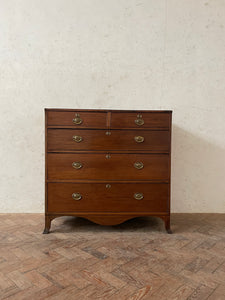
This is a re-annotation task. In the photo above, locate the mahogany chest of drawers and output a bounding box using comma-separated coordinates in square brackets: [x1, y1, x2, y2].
[43, 109, 172, 234]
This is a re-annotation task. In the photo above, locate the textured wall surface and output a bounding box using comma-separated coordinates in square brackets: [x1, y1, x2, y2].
[0, 0, 225, 212]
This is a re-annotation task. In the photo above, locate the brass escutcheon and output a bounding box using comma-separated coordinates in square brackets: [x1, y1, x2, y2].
[134, 136, 144, 143]
[106, 184, 111, 188]
[73, 135, 83, 143]
[72, 113, 83, 125]
[134, 161, 144, 169]
[72, 162, 83, 169]
[106, 154, 111, 159]
[105, 131, 111, 135]
[134, 192, 144, 200]
[72, 192, 82, 201]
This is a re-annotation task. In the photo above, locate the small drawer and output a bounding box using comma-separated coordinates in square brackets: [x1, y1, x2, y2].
[111, 112, 171, 129]
[47, 183, 169, 213]
[47, 110, 107, 128]
[47, 153, 169, 181]
[47, 129, 170, 152]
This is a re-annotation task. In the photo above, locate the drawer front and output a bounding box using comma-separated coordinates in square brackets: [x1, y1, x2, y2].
[47, 111, 107, 128]
[111, 112, 170, 129]
[47, 153, 169, 180]
[47, 129, 170, 152]
[48, 183, 169, 213]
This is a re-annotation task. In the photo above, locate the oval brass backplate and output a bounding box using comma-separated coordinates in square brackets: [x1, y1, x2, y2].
[134, 162, 144, 169]
[72, 113, 83, 125]
[106, 184, 111, 188]
[135, 114, 144, 126]
[72, 162, 83, 169]
[72, 192, 82, 201]
[106, 154, 111, 159]
[105, 131, 111, 136]
[73, 135, 83, 143]
[134, 192, 144, 200]
[134, 136, 144, 143]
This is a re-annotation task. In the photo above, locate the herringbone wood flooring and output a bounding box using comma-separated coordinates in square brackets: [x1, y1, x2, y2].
[0, 214, 225, 299]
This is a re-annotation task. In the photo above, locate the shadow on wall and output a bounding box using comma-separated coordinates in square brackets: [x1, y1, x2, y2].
[171, 125, 225, 213]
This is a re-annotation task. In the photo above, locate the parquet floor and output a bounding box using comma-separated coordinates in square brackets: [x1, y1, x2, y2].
[0, 214, 225, 299]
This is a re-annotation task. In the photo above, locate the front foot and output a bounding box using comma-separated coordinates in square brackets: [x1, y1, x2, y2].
[164, 216, 172, 234]
[43, 215, 51, 234]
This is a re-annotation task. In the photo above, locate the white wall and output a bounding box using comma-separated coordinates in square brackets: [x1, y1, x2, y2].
[0, 0, 225, 213]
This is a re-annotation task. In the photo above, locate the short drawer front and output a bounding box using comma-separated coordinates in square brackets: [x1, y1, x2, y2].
[47, 111, 107, 128]
[48, 183, 169, 213]
[111, 112, 170, 129]
[47, 129, 170, 152]
[47, 153, 169, 180]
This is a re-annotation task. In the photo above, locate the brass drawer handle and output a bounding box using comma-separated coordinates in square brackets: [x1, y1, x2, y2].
[134, 161, 144, 169]
[73, 135, 83, 143]
[134, 192, 144, 200]
[135, 114, 144, 126]
[72, 113, 83, 125]
[134, 136, 144, 143]
[72, 162, 83, 169]
[72, 192, 82, 201]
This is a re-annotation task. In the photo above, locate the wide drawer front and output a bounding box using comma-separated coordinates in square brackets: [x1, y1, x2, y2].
[47, 153, 169, 180]
[111, 112, 170, 129]
[48, 183, 169, 212]
[47, 111, 107, 128]
[47, 129, 170, 152]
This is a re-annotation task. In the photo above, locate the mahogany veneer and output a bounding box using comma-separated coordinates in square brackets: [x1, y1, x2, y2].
[47, 129, 170, 152]
[47, 153, 169, 181]
[44, 109, 172, 233]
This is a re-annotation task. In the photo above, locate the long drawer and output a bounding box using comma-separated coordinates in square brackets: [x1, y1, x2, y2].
[47, 153, 169, 180]
[47, 129, 170, 152]
[47, 183, 169, 212]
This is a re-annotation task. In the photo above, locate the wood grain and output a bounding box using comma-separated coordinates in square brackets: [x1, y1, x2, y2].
[44, 109, 172, 233]
[47, 153, 169, 181]
[47, 182, 169, 213]
[111, 112, 171, 129]
[47, 129, 170, 152]
[47, 111, 107, 128]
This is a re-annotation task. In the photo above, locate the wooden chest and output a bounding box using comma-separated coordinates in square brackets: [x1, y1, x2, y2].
[44, 109, 172, 233]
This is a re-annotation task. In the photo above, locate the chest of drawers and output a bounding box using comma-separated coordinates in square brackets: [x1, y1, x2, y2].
[43, 109, 172, 234]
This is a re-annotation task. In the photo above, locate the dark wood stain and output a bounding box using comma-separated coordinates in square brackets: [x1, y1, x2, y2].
[43, 109, 172, 233]
[47, 153, 169, 181]
[47, 129, 170, 152]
